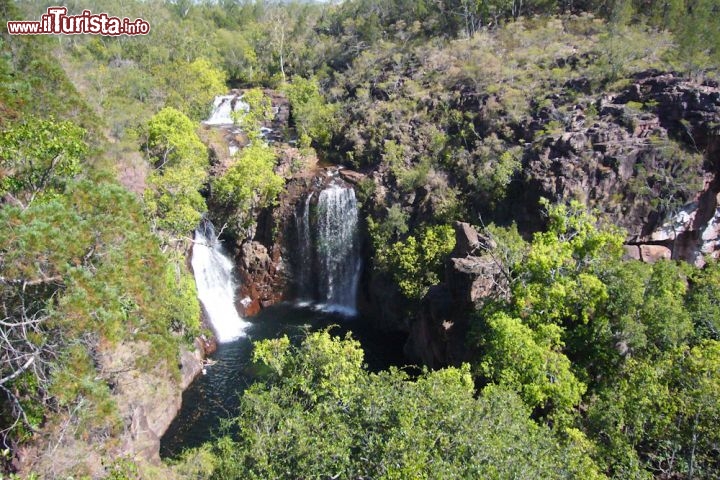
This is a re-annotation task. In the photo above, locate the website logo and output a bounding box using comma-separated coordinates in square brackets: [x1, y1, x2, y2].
[7, 7, 150, 36]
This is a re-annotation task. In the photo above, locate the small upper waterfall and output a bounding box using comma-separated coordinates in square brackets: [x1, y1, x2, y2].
[203, 95, 249, 126]
[191, 221, 249, 342]
[293, 183, 361, 315]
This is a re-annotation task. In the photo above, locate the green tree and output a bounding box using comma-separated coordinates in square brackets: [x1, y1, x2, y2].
[232, 88, 274, 142]
[478, 312, 586, 423]
[0, 117, 87, 207]
[639, 260, 693, 352]
[211, 141, 284, 237]
[162, 58, 227, 121]
[687, 260, 720, 340]
[673, 0, 720, 78]
[283, 76, 337, 148]
[143, 107, 209, 236]
[372, 224, 456, 300]
[193, 331, 605, 479]
[0, 179, 200, 447]
[671, 340, 720, 479]
[513, 200, 624, 328]
[585, 342, 720, 478]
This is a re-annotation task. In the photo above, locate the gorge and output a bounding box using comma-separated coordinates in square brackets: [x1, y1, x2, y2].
[171, 70, 720, 468]
[163, 134, 380, 455]
[4, 1, 720, 476]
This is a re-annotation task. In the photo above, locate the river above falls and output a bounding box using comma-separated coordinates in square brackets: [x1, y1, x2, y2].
[159, 303, 408, 458]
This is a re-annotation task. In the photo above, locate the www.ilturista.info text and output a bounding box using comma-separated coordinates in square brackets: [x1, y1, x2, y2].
[7, 7, 150, 35]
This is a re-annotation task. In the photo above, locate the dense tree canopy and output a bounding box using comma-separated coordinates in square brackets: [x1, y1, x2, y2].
[143, 107, 209, 236]
[179, 331, 606, 480]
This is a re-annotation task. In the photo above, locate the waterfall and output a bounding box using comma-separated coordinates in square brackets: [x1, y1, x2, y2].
[191, 221, 248, 342]
[203, 95, 249, 126]
[316, 185, 361, 314]
[294, 192, 314, 301]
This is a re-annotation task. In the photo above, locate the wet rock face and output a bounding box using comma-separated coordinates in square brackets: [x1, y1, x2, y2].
[514, 71, 720, 265]
[236, 240, 284, 316]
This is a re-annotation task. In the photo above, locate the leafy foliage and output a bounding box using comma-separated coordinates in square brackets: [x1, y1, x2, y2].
[0, 179, 200, 447]
[371, 223, 456, 299]
[0, 29, 201, 461]
[211, 141, 283, 238]
[162, 58, 227, 121]
[282, 76, 336, 148]
[143, 107, 209, 236]
[0, 117, 87, 206]
[479, 312, 586, 423]
[231, 87, 274, 142]
[475, 200, 720, 478]
[188, 331, 605, 480]
[5, 0, 720, 478]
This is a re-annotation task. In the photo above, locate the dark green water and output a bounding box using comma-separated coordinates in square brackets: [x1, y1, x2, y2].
[159, 303, 408, 458]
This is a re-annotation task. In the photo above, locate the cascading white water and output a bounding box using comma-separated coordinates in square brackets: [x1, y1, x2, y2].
[316, 185, 361, 314]
[191, 222, 249, 342]
[203, 95, 249, 126]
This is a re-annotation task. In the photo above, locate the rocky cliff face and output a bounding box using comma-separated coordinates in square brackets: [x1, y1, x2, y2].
[357, 71, 720, 366]
[514, 72, 720, 265]
[405, 222, 507, 367]
[16, 341, 203, 478]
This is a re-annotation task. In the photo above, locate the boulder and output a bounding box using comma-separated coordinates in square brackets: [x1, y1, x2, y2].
[452, 221, 496, 257]
[623, 245, 641, 261]
[639, 244, 672, 263]
[447, 256, 504, 307]
[452, 222, 480, 256]
[338, 168, 366, 185]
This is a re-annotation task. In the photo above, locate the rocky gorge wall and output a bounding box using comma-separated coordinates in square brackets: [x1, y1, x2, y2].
[513, 72, 720, 266]
[16, 341, 204, 478]
[208, 72, 720, 369]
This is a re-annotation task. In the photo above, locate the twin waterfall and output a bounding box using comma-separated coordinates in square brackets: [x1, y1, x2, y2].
[192, 183, 361, 342]
[294, 184, 361, 315]
[191, 222, 248, 342]
[317, 185, 361, 313]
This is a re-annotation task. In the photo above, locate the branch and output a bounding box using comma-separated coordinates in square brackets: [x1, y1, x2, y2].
[0, 356, 34, 386]
[0, 275, 62, 288]
[215, 222, 228, 241]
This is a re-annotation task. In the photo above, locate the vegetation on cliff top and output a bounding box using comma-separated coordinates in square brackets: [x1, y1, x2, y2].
[1, 4, 202, 476]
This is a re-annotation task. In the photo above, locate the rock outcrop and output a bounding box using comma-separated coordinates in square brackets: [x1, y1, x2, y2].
[405, 222, 507, 367]
[16, 342, 204, 478]
[515, 72, 720, 266]
[236, 240, 283, 316]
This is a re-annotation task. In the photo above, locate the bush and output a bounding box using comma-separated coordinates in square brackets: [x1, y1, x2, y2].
[372, 224, 456, 300]
[211, 141, 284, 237]
[193, 331, 604, 479]
[142, 107, 209, 236]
